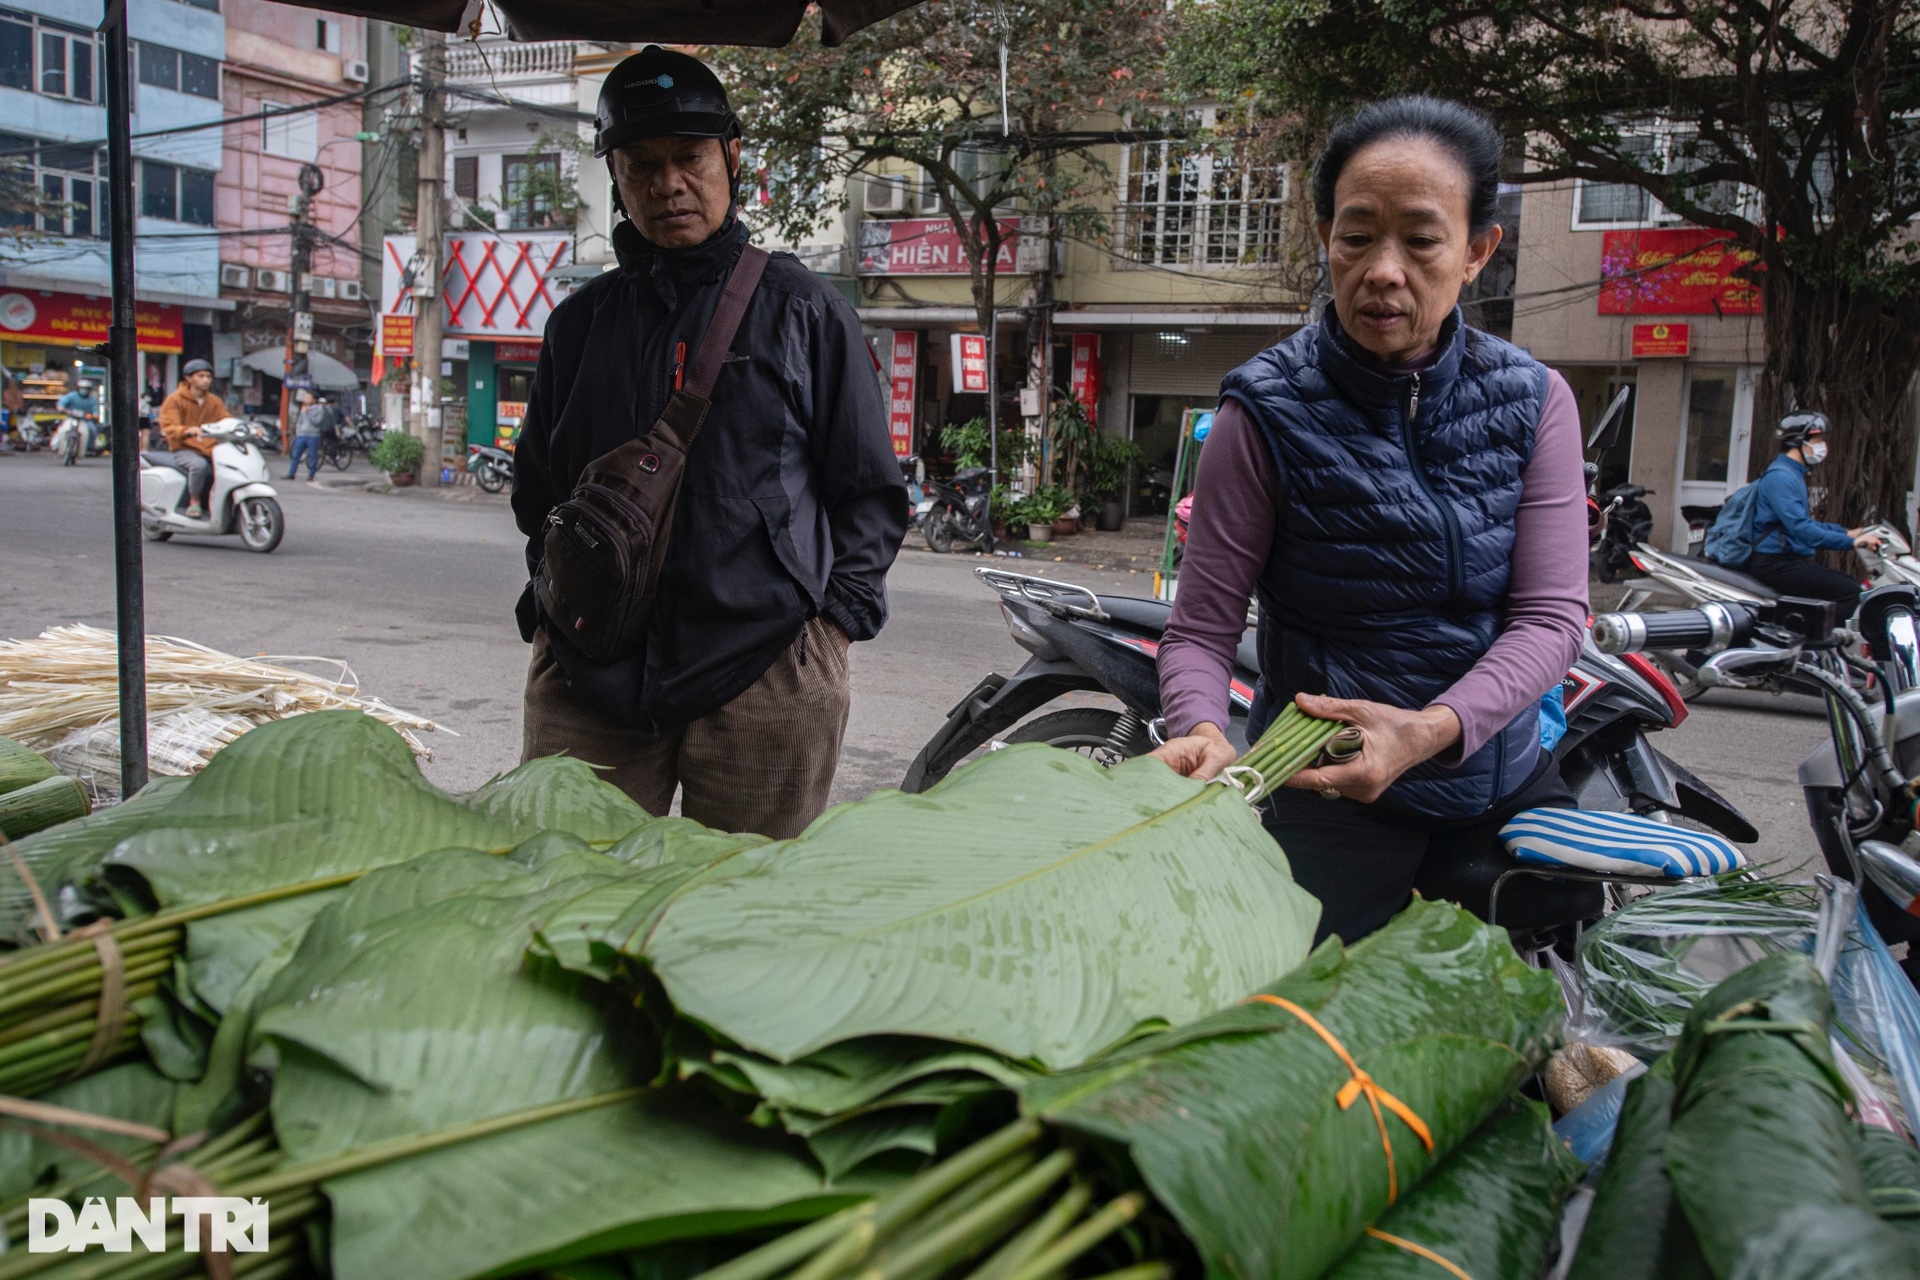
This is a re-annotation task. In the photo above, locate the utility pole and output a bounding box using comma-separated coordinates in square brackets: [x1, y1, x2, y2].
[279, 164, 321, 448]
[410, 29, 447, 486]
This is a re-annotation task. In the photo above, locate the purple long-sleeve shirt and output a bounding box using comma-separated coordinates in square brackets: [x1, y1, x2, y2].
[1159, 371, 1589, 766]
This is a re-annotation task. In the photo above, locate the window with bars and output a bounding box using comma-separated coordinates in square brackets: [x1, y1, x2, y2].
[0, 9, 99, 104]
[1572, 127, 1750, 229]
[503, 152, 561, 229]
[0, 134, 102, 237]
[1120, 142, 1286, 268]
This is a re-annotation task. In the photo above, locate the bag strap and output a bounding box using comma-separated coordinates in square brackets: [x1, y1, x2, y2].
[685, 245, 769, 401]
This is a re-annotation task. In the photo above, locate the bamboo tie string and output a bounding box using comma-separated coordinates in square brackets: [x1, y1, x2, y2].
[1363, 1227, 1475, 1280]
[67, 920, 127, 1079]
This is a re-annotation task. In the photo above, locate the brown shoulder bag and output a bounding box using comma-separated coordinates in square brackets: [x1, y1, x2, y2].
[534, 245, 769, 663]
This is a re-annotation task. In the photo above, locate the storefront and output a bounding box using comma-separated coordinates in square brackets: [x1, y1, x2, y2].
[465, 339, 541, 450]
[0, 289, 184, 426]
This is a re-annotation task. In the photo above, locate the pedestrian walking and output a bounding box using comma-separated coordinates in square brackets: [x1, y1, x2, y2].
[287, 390, 327, 480]
[512, 47, 908, 839]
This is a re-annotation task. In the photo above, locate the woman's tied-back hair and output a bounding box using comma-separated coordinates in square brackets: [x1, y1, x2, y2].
[1312, 96, 1505, 236]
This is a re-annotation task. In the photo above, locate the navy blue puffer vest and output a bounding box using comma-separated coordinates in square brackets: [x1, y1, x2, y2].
[1221, 308, 1550, 820]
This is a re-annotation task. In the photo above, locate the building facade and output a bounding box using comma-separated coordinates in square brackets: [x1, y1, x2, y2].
[215, 0, 369, 422]
[0, 0, 226, 422]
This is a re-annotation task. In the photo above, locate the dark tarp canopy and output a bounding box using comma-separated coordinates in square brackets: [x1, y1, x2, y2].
[286, 0, 924, 45]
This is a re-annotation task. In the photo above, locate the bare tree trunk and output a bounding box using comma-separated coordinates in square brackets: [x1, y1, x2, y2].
[1751, 269, 1920, 533]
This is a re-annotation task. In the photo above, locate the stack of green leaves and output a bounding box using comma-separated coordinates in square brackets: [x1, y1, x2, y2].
[1570, 953, 1920, 1280]
[0, 733, 87, 840]
[533, 744, 1323, 1176]
[0, 712, 652, 1097]
[1025, 898, 1563, 1280]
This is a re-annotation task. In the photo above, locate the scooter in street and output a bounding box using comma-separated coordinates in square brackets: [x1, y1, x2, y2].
[139, 418, 284, 553]
[466, 442, 514, 493]
[921, 467, 996, 554]
[50, 413, 98, 465]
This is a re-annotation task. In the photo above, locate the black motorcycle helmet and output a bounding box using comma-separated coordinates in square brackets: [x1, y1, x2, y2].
[1777, 410, 1830, 451]
[594, 47, 741, 158]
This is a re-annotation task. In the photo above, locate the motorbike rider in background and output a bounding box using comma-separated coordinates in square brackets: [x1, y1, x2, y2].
[1743, 411, 1880, 619]
[57, 379, 101, 455]
[159, 358, 229, 519]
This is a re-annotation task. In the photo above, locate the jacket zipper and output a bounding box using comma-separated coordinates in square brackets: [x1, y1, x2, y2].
[1398, 372, 1465, 601]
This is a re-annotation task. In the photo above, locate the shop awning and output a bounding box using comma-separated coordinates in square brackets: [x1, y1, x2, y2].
[286, 0, 924, 45]
[240, 347, 360, 391]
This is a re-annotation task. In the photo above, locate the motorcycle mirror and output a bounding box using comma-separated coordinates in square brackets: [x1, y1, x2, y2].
[1587, 385, 1633, 454]
[1858, 585, 1920, 691]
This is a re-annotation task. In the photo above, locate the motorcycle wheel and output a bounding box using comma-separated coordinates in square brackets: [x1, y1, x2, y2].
[61, 434, 78, 465]
[237, 496, 285, 553]
[476, 464, 507, 494]
[924, 511, 955, 554]
[1002, 709, 1145, 767]
[142, 520, 171, 543]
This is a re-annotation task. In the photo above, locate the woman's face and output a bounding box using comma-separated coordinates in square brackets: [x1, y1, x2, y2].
[1317, 137, 1502, 365]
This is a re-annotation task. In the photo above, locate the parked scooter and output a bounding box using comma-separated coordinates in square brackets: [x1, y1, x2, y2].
[138, 418, 284, 553]
[907, 567, 1754, 848]
[466, 442, 514, 493]
[921, 467, 996, 554]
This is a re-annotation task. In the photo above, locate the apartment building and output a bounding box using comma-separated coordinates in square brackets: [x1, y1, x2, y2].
[0, 0, 224, 418]
[215, 0, 369, 416]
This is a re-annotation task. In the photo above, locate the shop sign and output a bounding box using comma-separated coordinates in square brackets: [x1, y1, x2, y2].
[887, 331, 918, 458]
[950, 333, 989, 394]
[493, 340, 542, 363]
[1632, 322, 1690, 357]
[857, 218, 1020, 276]
[1069, 333, 1101, 423]
[497, 400, 527, 426]
[379, 314, 414, 358]
[0, 290, 183, 353]
[381, 233, 575, 337]
[1598, 229, 1762, 315]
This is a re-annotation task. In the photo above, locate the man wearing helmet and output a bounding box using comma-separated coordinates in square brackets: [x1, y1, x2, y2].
[56, 378, 101, 455]
[159, 358, 228, 519]
[1745, 411, 1880, 617]
[512, 47, 908, 838]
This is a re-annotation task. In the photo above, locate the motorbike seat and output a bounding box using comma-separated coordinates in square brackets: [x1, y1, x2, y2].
[1502, 807, 1744, 877]
[141, 451, 177, 468]
[1680, 555, 1775, 596]
[1096, 596, 1172, 632]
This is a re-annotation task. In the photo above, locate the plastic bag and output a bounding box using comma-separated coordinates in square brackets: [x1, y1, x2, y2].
[1829, 899, 1920, 1138]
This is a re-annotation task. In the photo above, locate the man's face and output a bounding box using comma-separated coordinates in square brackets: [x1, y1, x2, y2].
[610, 135, 740, 249]
[187, 370, 213, 394]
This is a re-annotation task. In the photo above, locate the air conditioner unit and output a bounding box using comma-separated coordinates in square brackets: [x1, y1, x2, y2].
[342, 58, 369, 85]
[218, 263, 250, 290]
[314, 277, 338, 299]
[863, 175, 907, 215]
[254, 269, 290, 293]
[339, 279, 364, 301]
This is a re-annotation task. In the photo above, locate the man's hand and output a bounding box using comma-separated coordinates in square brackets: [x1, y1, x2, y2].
[1851, 528, 1885, 551]
[1148, 721, 1238, 782]
[1285, 694, 1462, 804]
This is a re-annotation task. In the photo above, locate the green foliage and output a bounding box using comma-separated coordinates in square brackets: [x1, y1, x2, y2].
[1022, 486, 1073, 524]
[370, 429, 426, 475]
[1084, 432, 1147, 502]
[1171, 0, 1920, 524]
[939, 416, 1031, 471]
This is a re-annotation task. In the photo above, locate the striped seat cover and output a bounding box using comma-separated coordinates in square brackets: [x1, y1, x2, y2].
[1499, 807, 1746, 878]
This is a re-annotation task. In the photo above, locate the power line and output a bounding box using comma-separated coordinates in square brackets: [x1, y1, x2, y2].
[0, 79, 411, 161]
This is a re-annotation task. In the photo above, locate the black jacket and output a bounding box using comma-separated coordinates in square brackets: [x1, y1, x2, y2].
[512, 217, 908, 732]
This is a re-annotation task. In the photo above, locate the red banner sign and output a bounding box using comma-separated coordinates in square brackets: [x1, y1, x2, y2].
[887, 330, 918, 458]
[950, 333, 989, 394]
[857, 218, 1020, 276]
[1632, 322, 1691, 357]
[380, 314, 414, 358]
[1599, 229, 1762, 315]
[492, 340, 542, 363]
[0, 290, 182, 352]
[1069, 333, 1101, 423]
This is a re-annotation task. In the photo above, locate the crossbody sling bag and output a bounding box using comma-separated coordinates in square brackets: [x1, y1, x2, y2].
[535, 244, 770, 664]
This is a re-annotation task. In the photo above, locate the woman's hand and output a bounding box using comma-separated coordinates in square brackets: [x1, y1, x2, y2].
[1285, 694, 1462, 803]
[1148, 721, 1238, 782]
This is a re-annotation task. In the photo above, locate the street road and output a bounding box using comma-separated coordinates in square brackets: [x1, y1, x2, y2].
[0, 450, 1828, 871]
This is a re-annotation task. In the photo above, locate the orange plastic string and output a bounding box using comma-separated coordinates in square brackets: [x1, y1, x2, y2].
[1243, 994, 1435, 1202]
[1364, 1227, 1475, 1280]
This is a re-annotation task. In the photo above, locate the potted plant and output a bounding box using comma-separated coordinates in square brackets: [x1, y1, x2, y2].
[1023, 488, 1063, 543]
[1086, 435, 1146, 532]
[370, 430, 425, 487]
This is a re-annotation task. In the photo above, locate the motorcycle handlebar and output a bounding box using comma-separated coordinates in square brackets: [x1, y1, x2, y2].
[1592, 602, 1758, 655]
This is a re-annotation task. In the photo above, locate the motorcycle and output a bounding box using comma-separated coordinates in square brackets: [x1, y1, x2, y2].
[466, 442, 514, 494]
[14, 415, 47, 452]
[907, 567, 1754, 843]
[1591, 482, 1656, 583]
[338, 413, 382, 459]
[138, 418, 285, 553]
[921, 467, 996, 554]
[50, 412, 98, 466]
[1593, 588, 1920, 986]
[901, 456, 932, 530]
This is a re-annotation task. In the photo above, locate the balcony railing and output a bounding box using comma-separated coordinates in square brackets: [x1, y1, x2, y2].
[444, 40, 575, 83]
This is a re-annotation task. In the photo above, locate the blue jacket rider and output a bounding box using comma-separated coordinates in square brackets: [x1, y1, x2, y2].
[1744, 410, 1877, 618]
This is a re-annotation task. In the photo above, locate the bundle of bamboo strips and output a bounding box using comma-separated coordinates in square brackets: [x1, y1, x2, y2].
[0, 625, 443, 779]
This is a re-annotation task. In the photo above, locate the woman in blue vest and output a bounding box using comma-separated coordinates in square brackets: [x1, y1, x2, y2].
[1151, 97, 1591, 943]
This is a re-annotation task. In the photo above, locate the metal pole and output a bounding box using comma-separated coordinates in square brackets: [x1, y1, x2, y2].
[99, 0, 147, 797]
